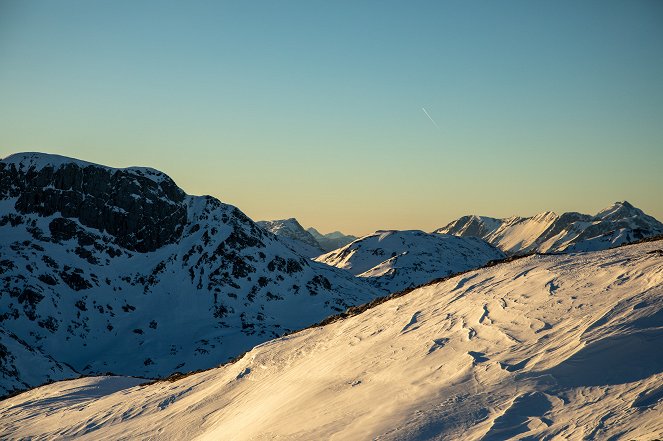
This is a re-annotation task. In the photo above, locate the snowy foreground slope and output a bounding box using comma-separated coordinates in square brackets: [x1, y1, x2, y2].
[0, 152, 381, 396]
[316, 230, 505, 292]
[2, 240, 661, 440]
[437, 201, 663, 255]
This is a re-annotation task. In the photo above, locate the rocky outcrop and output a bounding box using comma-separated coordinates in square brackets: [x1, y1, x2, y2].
[0, 154, 186, 252]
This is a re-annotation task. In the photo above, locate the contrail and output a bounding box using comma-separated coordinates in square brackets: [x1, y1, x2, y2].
[422, 107, 439, 128]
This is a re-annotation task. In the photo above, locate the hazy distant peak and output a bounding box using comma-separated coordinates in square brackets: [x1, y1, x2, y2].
[256, 218, 322, 254]
[306, 227, 358, 252]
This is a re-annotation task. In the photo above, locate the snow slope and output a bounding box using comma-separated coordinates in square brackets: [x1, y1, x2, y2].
[256, 218, 325, 258]
[315, 230, 505, 292]
[436, 201, 663, 255]
[0, 152, 381, 396]
[2, 240, 662, 440]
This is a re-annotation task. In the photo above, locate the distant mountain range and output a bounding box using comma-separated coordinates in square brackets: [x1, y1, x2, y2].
[436, 201, 663, 255]
[256, 202, 663, 292]
[315, 230, 505, 292]
[0, 152, 381, 396]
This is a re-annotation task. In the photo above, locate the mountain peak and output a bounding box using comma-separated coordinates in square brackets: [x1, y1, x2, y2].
[594, 200, 644, 221]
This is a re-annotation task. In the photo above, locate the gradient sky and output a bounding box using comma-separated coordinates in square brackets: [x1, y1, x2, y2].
[1, 0, 662, 235]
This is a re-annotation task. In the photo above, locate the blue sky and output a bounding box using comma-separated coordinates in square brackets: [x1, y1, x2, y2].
[1, 0, 662, 234]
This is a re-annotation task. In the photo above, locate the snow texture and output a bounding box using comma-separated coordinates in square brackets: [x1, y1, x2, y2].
[1, 240, 662, 440]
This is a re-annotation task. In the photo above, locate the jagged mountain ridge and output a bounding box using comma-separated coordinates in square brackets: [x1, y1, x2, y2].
[256, 218, 324, 258]
[315, 230, 505, 293]
[436, 201, 663, 255]
[0, 152, 381, 396]
[307, 227, 357, 252]
[2, 239, 661, 440]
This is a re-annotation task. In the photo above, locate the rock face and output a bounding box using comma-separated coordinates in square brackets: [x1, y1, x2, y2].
[315, 230, 505, 293]
[436, 201, 663, 255]
[1, 153, 187, 253]
[307, 227, 357, 252]
[0, 152, 381, 397]
[257, 219, 325, 258]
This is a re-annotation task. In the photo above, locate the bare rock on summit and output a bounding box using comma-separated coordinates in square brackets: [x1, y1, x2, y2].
[1, 153, 187, 253]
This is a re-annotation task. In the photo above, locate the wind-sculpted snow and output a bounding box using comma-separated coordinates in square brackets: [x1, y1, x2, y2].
[437, 201, 663, 255]
[0, 153, 381, 397]
[315, 230, 505, 293]
[5, 238, 660, 440]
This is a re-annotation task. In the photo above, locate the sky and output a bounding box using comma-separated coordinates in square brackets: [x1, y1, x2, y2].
[1, 0, 662, 235]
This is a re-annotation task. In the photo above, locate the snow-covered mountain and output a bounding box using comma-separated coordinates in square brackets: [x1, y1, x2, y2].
[3, 239, 661, 440]
[436, 201, 663, 255]
[256, 218, 324, 258]
[0, 152, 381, 397]
[307, 227, 357, 252]
[315, 230, 505, 292]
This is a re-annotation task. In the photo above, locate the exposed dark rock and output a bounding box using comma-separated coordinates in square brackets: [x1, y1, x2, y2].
[1, 161, 187, 252]
[60, 271, 92, 291]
